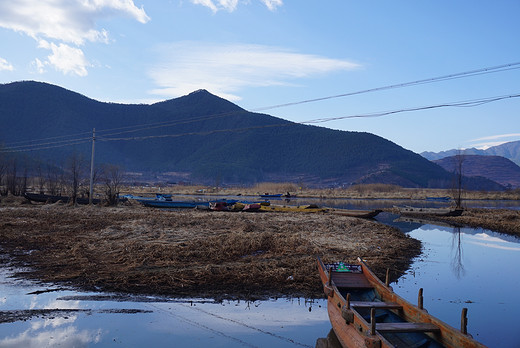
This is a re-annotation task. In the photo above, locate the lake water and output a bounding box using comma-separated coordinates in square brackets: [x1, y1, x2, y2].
[1, 200, 520, 347]
[380, 216, 520, 348]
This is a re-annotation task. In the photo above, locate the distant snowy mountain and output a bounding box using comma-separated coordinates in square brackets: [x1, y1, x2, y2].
[421, 140, 520, 166]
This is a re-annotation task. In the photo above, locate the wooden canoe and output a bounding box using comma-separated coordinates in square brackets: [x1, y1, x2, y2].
[259, 204, 327, 213]
[317, 257, 486, 348]
[328, 209, 382, 219]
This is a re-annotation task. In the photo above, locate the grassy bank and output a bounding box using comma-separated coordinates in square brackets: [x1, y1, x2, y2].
[120, 183, 520, 201]
[0, 204, 420, 300]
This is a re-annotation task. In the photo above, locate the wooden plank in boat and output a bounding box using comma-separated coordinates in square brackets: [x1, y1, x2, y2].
[376, 322, 440, 333]
[331, 272, 372, 288]
[350, 301, 402, 310]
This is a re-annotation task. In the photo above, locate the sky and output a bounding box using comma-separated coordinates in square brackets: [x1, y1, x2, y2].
[1, 0, 519, 153]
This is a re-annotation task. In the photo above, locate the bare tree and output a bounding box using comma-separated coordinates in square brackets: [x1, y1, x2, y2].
[6, 158, 18, 195]
[67, 152, 85, 204]
[452, 149, 465, 209]
[36, 161, 46, 194]
[101, 164, 124, 205]
[46, 162, 60, 195]
[0, 149, 6, 196]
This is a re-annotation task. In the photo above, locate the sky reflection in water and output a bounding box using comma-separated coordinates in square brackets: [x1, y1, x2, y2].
[0, 271, 331, 348]
[392, 224, 520, 348]
[2, 208, 520, 347]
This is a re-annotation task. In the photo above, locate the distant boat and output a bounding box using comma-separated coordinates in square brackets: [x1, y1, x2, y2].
[425, 196, 451, 202]
[259, 193, 283, 198]
[317, 257, 485, 348]
[328, 209, 382, 219]
[259, 204, 326, 213]
[397, 206, 463, 217]
[140, 200, 206, 209]
[24, 192, 101, 205]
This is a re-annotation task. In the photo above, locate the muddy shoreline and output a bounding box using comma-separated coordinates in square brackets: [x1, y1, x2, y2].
[0, 203, 420, 300]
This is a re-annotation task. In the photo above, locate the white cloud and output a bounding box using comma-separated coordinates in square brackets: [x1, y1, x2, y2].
[0, 0, 149, 76]
[260, 0, 283, 11]
[0, 0, 149, 45]
[148, 42, 359, 101]
[37, 40, 91, 76]
[0, 57, 14, 71]
[191, 0, 281, 12]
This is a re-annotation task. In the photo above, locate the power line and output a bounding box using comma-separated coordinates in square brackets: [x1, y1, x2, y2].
[251, 62, 520, 112]
[2, 92, 519, 153]
[2, 62, 520, 152]
[94, 93, 520, 142]
[301, 93, 520, 124]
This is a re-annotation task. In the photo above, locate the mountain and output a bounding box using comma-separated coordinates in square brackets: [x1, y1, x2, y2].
[422, 140, 520, 166]
[434, 155, 520, 189]
[0, 81, 503, 189]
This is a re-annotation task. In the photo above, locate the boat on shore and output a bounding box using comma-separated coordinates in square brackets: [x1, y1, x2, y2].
[140, 200, 207, 209]
[426, 196, 451, 202]
[24, 192, 102, 205]
[259, 204, 327, 213]
[317, 257, 485, 348]
[259, 193, 283, 198]
[328, 208, 382, 219]
[396, 206, 463, 217]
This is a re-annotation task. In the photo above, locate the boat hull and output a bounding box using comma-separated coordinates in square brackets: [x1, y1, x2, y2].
[24, 192, 101, 205]
[317, 258, 486, 348]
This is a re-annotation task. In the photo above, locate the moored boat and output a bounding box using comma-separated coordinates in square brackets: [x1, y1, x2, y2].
[140, 200, 206, 208]
[259, 193, 283, 198]
[317, 257, 485, 348]
[426, 196, 451, 202]
[259, 204, 327, 213]
[24, 192, 102, 205]
[397, 206, 463, 217]
[328, 209, 382, 219]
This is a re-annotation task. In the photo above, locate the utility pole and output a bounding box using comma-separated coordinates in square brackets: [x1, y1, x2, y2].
[89, 128, 96, 205]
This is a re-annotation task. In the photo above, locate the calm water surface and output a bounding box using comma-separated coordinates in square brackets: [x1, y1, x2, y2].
[0, 268, 330, 347]
[1, 200, 520, 347]
[387, 221, 520, 348]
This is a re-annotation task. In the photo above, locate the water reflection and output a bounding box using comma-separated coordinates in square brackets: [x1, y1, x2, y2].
[0, 267, 331, 348]
[450, 227, 465, 279]
[393, 223, 520, 347]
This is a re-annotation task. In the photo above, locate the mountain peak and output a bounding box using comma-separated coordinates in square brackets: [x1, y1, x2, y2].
[188, 89, 211, 95]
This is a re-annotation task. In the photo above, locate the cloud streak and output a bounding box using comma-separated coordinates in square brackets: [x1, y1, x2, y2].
[148, 42, 359, 101]
[0, 0, 149, 76]
[468, 133, 520, 149]
[191, 0, 282, 13]
[0, 57, 14, 71]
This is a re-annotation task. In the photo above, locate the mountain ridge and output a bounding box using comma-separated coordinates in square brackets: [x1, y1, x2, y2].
[0, 81, 504, 189]
[421, 140, 520, 166]
[434, 155, 520, 188]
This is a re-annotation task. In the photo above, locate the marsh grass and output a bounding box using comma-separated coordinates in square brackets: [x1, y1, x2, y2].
[0, 205, 419, 299]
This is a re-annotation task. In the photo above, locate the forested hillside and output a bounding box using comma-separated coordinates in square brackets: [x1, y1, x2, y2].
[0, 81, 502, 189]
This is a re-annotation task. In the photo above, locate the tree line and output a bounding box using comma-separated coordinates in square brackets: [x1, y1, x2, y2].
[0, 147, 124, 205]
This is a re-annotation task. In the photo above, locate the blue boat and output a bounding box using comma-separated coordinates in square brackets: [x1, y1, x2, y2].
[259, 193, 283, 198]
[425, 196, 451, 202]
[140, 200, 207, 208]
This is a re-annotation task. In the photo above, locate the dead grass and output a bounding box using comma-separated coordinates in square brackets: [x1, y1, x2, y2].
[0, 205, 420, 300]
[118, 183, 520, 201]
[442, 208, 520, 236]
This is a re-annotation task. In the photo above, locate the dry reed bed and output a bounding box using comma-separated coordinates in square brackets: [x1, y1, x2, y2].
[443, 208, 520, 236]
[0, 205, 420, 299]
[122, 183, 520, 201]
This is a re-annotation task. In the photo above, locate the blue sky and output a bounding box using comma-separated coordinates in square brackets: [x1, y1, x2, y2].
[1, 1, 519, 153]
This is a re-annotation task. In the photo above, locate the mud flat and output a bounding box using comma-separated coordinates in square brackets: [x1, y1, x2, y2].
[0, 204, 420, 299]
